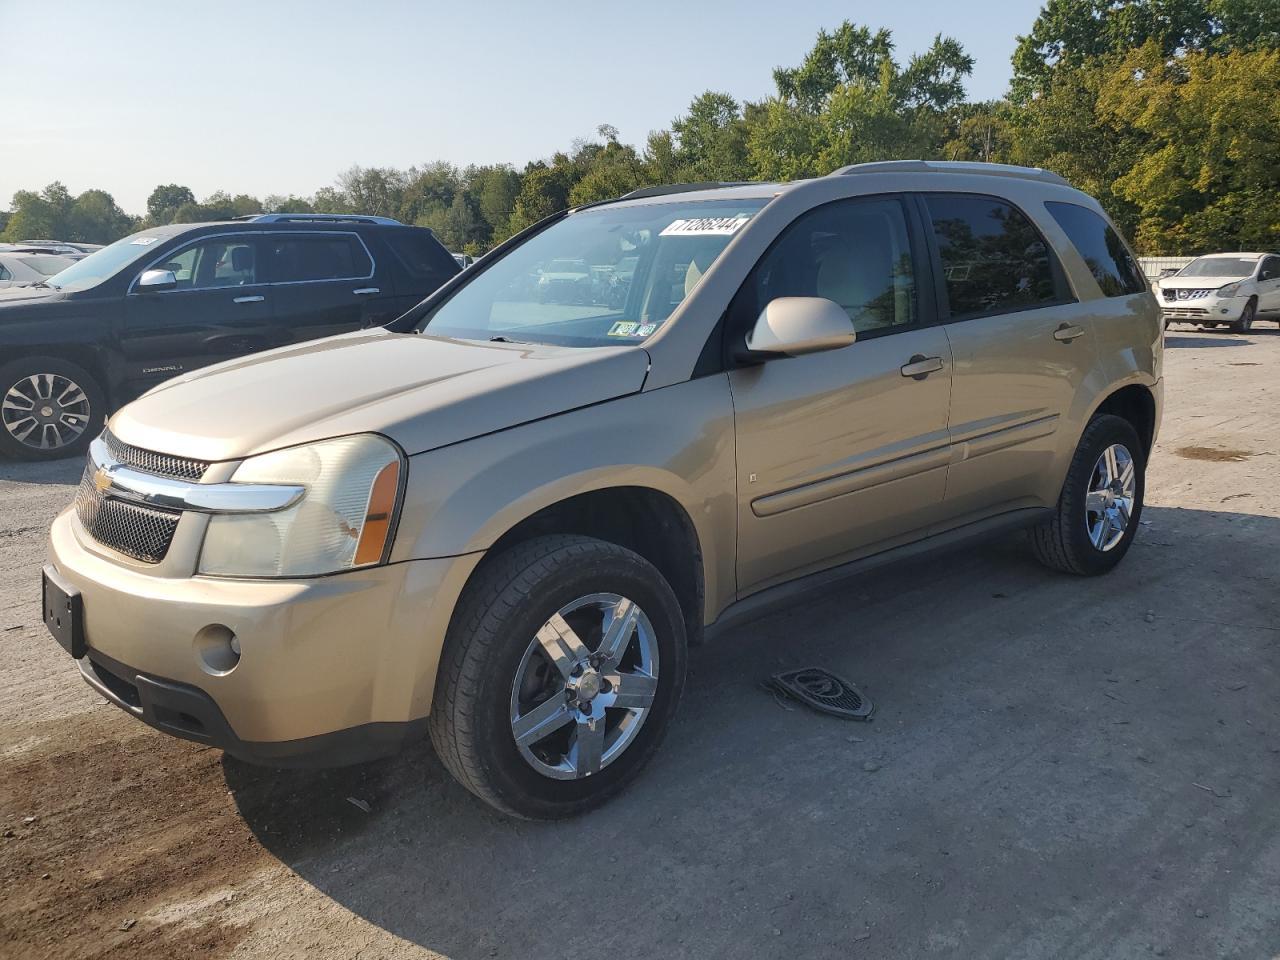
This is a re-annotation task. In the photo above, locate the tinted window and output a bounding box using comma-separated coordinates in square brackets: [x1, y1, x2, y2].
[265, 235, 372, 283]
[925, 194, 1060, 319]
[0, 265, 10, 281]
[385, 229, 458, 281]
[1045, 201, 1146, 296]
[743, 197, 917, 336]
[1259, 256, 1280, 281]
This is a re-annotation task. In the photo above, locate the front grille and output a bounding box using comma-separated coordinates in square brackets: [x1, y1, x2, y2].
[1163, 288, 1213, 301]
[75, 467, 180, 563]
[102, 429, 208, 481]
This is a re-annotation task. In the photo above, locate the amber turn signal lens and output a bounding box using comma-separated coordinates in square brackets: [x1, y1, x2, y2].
[354, 459, 400, 566]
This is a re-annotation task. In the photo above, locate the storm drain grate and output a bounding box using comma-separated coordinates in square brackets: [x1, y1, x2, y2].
[766, 667, 874, 720]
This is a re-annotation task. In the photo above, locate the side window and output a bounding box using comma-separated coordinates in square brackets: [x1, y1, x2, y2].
[925, 194, 1061, 319]
[1260, 256, 1280, 281]
[383, 229, 458, 282]
[0, 265, 10, 281]
[1045, 201, 1146, 297]
[265, 235, 372, 283]
[744, 197, 918, 336]
[152, 237, 257, 290]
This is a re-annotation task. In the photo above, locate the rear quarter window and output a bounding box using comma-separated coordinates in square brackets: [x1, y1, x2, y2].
[1045, 201, 1147, 297]
[382, 229, 459, 284]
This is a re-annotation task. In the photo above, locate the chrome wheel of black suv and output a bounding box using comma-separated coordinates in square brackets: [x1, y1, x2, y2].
[0, 357, 104, 461]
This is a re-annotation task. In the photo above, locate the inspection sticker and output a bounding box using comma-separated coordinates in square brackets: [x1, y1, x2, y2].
[608, 321, 640, 337]
[130, 236, 160, 245]
[659, 216, 751, 237]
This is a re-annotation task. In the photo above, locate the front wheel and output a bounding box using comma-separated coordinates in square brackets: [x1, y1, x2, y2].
[429, 535, 687, 819]
[0, 357, 105, 461]
[1231, 299, 1256, 334]
[1031, 414, 1145, 576]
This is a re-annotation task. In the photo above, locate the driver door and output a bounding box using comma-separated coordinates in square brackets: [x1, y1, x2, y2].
[728, 196, 954, 595]
[122, 234, 273, 394]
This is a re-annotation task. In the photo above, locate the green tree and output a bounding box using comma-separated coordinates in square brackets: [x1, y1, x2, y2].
[145, 184, 196, 225]
[67, 189, 134, 242]
[671, 91, 750, 181]
[1100, 45, 1280, 252]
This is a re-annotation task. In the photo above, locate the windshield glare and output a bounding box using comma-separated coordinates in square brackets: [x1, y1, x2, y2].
[45, 232, 167, 292]
[1179, 257, 1257, 279]
[420, 198, 768, 346]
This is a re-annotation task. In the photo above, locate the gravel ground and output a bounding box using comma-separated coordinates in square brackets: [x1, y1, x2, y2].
[1, 326, 1278, 960]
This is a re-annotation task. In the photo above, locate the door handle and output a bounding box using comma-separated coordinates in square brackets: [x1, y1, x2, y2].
[1053, 323, 1085, 342]
[233, 295, 265, 304]
[900, 355, 945, 380]
[352, 287, 380, 296]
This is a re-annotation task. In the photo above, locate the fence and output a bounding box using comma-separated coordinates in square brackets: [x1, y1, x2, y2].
[1137, 256, 1194, 281]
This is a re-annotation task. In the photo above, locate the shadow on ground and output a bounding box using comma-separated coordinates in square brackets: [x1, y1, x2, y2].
[226, 505, 1280, 959]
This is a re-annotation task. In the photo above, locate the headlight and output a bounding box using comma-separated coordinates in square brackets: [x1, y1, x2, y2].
[198, 434, 403, 578]
[1218, 281, 1243, 297]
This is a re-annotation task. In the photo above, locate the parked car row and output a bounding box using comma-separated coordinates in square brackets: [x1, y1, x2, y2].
[38, 161, 1163, 819]
[0, 214, 459, 459]
[1155, 252, 1280, 331]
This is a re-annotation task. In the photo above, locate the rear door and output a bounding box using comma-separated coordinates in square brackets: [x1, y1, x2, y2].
[728, 195, 955, 594]
[260, 232, 388, 345]
[122, 232, 272, 391]
[920, 192, 1097, 522]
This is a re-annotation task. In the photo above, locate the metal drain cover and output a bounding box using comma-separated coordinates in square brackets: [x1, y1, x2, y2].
[767, 667, 874, 720]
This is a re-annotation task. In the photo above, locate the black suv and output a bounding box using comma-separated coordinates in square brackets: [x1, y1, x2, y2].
[0, 214, 459, 460]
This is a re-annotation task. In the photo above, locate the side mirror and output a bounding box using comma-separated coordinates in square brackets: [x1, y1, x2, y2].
[136, 268, 177, 292]
[737, 296, 856, 363]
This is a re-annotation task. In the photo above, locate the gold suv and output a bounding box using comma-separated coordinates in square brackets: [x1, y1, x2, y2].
[43, 162, 1162, 818]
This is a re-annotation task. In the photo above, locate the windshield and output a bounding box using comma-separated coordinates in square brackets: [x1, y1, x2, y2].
[20, 255, 74, 276]
[420, 198, 769, 346]
[1179, 256, 1257, 279]
[44, 231, 168, 292]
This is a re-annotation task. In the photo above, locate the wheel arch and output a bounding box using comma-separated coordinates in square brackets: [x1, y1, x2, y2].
[464, 485, 707, 647]
[1090, 382, 1157, 458]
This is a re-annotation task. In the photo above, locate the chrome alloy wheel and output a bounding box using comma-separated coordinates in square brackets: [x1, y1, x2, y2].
[1086, 442, 1136, 552]
[2, 373, 92, 451]
[509, 593, 659, 780]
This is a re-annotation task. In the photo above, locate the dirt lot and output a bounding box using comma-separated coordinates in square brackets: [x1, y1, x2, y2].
[1, 326, 1278, 960]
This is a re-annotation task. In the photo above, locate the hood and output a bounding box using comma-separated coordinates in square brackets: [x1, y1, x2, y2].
[110, 330, 651, 461]
[0, 285, 60, 307]
[1159, 276, 1245, 291]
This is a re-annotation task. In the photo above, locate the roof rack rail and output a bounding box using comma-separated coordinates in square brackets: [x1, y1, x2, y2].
[618, 181, 754, 201]
[830, 160, 1069, 187]
[240, 213, 405, 226]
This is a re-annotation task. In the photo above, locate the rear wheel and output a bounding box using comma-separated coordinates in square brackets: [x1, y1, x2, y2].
[0, 357, 104, 461]
[1031, 414, 1145, 576]
[429, 535, 687, 819]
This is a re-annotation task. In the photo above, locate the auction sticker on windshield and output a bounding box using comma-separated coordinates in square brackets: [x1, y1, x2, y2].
[130, 237, 160, 245]
[660, 216, 751, 237]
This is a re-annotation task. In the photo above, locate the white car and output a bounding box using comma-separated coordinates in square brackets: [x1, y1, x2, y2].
[1157, 252, 1280, 332]
[0, 252, 76, 288]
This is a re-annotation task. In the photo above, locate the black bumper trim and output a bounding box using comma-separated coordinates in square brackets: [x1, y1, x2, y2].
[79, 648, 423, 768]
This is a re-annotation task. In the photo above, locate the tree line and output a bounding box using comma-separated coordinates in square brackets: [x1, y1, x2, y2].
[3, 1, 1277, 256]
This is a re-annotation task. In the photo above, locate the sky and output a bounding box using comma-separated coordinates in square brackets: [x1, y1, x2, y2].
[1, 0, 1046, 216]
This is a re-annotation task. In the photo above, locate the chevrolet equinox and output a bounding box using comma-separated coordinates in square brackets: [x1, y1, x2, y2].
[42, 161, 1162, 819]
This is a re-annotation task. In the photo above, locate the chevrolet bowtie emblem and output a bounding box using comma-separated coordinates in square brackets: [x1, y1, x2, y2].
[93, 467, 112, 495]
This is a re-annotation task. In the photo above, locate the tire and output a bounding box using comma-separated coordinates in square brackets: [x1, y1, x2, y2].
[1030, 414, 1145, 576]
[0, 356, 105, 461]
[429, 534, 688, 819]
[1230, 298, 1256, 334]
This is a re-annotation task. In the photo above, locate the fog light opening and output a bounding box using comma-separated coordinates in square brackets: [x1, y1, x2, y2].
[194, 624, 241, 675]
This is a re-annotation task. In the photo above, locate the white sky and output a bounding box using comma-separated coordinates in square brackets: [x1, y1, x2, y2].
[1, 0, 1044, 214]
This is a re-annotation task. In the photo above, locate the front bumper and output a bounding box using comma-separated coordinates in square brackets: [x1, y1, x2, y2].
[1161, 296, 1248, 323]
[46, 507, 482, 764]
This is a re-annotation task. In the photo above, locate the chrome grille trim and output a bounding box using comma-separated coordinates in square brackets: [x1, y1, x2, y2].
[102, 429, 209, 481]
[75, 466, 180, 564]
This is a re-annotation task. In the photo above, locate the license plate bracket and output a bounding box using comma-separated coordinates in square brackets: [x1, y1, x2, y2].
[42, 565, 85, 659]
